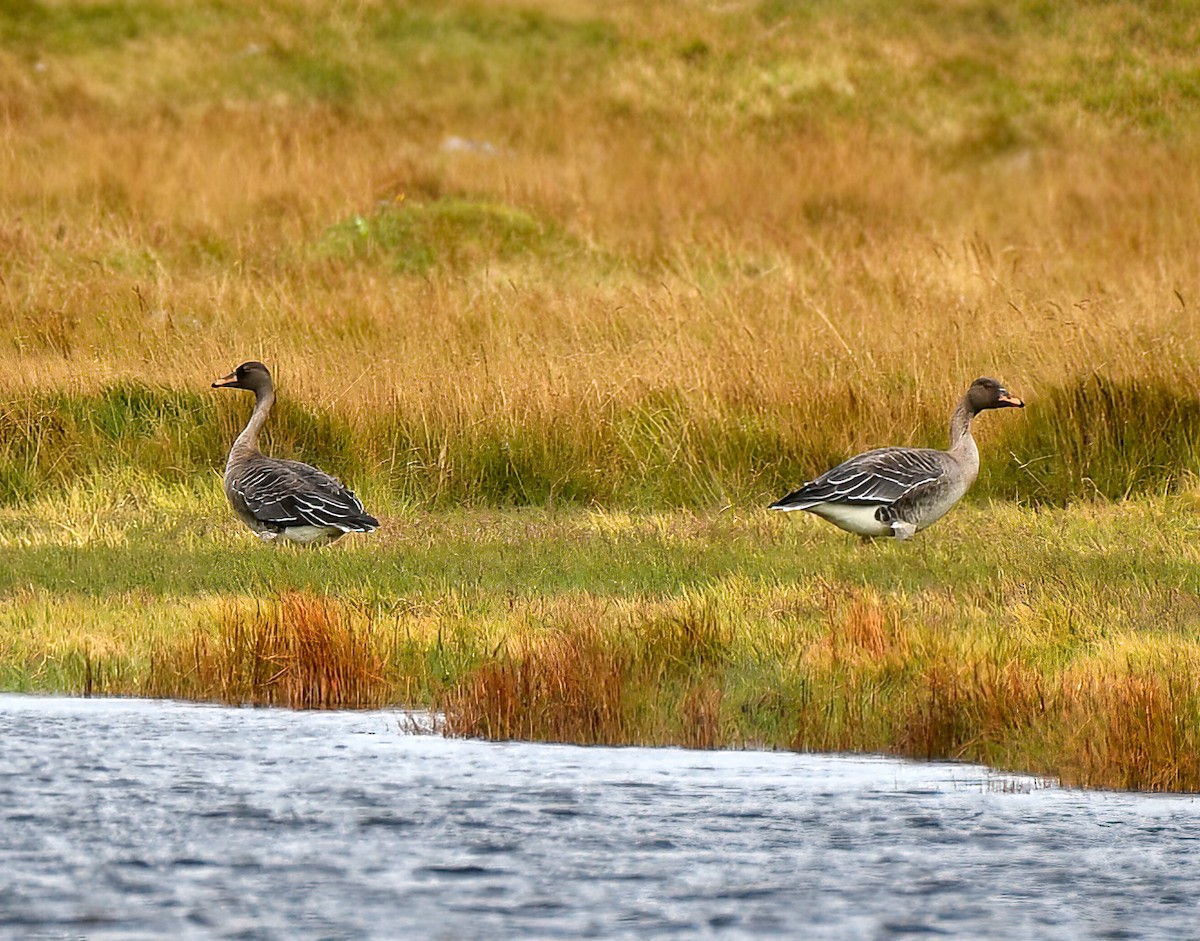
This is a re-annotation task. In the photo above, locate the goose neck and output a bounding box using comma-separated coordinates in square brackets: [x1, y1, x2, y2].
[233, 385, 274, 455]
[947, 398, 976, 456]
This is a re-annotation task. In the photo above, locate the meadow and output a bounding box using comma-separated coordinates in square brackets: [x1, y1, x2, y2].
[3, 0, 1200, 790]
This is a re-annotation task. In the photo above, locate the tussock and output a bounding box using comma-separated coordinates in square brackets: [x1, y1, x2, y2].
[145, 593, 391, 709]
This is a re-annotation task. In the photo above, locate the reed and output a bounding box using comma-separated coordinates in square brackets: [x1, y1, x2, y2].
[140, 592, 392, 708]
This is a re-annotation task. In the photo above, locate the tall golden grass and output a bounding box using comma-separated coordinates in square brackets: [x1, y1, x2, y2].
[3, 2, 1200, 507]
[143, 593, 391, 708]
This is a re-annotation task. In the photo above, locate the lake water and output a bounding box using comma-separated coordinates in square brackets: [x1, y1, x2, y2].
[1, 694, 1198, 940]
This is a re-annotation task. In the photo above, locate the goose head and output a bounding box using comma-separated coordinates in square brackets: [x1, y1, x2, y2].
[966, 377, 1024, 414]
[212, 361, 273, 394]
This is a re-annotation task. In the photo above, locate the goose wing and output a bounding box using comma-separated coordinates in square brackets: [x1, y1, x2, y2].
[771, 447, 950, 510]
[233, 458, 379, 532]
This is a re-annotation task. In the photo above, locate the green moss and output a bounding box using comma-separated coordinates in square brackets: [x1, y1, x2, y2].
[319, 197, 577, 274]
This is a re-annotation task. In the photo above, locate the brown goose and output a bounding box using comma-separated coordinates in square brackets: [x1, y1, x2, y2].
[212, 362, 379, 545]
[771, 377, 1024, 539]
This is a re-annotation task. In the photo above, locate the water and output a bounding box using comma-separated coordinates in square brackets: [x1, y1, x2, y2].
[1, 695, 1198, 940]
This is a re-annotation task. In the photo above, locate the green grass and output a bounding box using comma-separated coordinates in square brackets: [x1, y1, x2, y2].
[6, 377, 1200, 510]
[3, 493, 1200, 789]
[4, 489, 1196, 603]
[319, 196, 578, 274]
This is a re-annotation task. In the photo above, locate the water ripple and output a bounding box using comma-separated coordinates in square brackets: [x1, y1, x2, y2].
[3, 694, 1200, 940]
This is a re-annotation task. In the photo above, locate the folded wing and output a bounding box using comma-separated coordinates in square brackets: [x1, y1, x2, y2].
[771, 447, 949, 510]
[232, 459, 379, 532]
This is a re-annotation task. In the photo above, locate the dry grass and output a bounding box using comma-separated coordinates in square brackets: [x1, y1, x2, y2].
[3, 2, 1200, 507]
[138, 592, 392, 708]
[441, 623, 628, 743]
[428, 585, 1200, 791]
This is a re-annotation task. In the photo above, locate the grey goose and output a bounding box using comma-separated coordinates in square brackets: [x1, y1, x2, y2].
[212, 362, 379, 545]
[771, 377, 1024, 539]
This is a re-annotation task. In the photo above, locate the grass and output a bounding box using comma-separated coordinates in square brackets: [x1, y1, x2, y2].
[318, 195, 580, 274]
[3, 0, 1200, 790]
[4, 490, 1200, 791]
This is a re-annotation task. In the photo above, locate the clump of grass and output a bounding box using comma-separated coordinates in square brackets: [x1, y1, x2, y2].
[432, 587, 1200, 791]
[0, 385, 219, 502]
[145, 592, 391, 708]
[889, 649, 1200, 792]
[0, 384, 367, 504]
[319, 196, 576, 274]
[438, 596, 739, 746]
[440, 623, 627, 743]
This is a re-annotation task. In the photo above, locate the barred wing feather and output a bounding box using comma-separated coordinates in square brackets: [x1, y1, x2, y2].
[233, 460, 379, 532]
[772, 447, 949, 510]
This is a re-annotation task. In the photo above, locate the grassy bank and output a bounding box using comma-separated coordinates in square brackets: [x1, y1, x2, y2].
[4, 1, 1200, 791]
[4, 491, 1200, 792]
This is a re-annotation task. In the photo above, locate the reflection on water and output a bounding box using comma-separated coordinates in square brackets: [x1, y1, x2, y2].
[1, 694, 1197, 940]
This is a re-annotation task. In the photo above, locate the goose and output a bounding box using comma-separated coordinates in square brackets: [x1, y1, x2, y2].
[770, 377, 1024, 539]
[212, 362, 379, 545]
